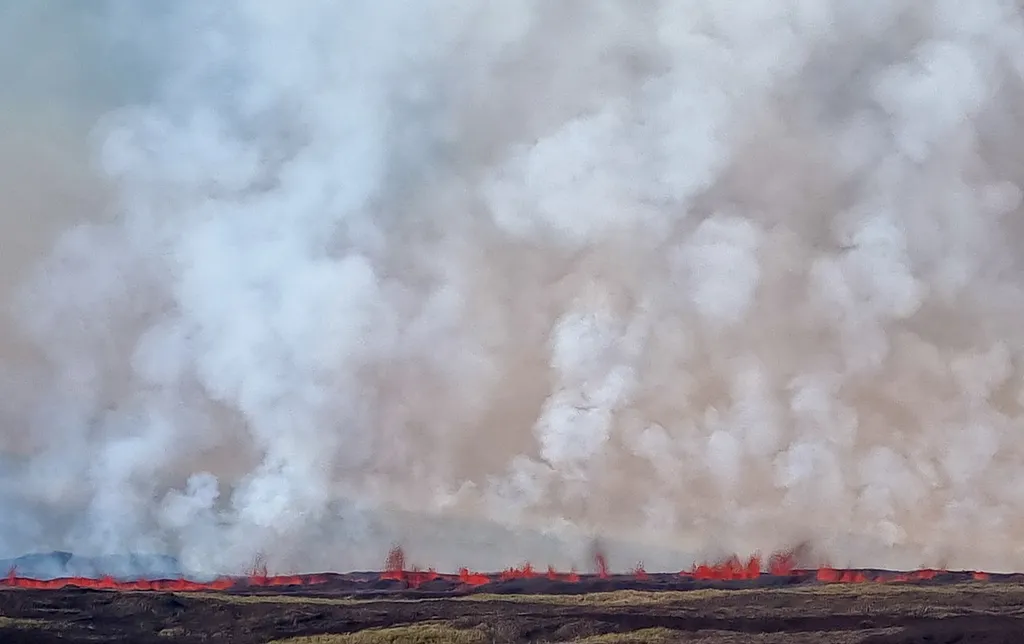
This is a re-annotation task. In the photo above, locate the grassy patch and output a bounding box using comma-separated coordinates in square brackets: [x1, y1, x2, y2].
[571, 627, 679, 643]
[574, 629, 901, 644]
[183, 587, 770, 609]
[0, 616, 49, 628]
[179, 592, 372, 606]
[774, 581, 1010, 596]
[269, 622, 489, 644]
[464, 582, 1024, 606]
[461, 588, 738, 606]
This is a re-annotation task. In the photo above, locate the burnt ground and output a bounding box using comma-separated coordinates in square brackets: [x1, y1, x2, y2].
[2, 578, 1024, 643]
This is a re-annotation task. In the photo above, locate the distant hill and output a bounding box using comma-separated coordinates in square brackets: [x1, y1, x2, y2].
[0, 551, 183, 580]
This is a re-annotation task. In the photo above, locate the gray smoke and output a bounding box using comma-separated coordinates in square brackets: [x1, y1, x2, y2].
[5, 1, 1024, 576]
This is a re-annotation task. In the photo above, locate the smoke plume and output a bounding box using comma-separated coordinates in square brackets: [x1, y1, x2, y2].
[5, 1, 1024, 575]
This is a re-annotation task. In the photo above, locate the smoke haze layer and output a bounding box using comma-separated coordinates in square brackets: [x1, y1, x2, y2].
[6, 1, 1024, 575]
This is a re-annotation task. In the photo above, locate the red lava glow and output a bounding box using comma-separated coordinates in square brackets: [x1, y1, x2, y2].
[374, 547, 1007, 589]
[632, 561, 648, 581]
[0, 547, 1008, 592]
[594, 551, 610, 580]
[689, 554, 762, 581]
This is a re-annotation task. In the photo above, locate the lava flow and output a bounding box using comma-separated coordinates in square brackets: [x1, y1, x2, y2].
[348, 546, 1019, 590]
[0, 546, 1014, 594]
[0, 557, 331, 592]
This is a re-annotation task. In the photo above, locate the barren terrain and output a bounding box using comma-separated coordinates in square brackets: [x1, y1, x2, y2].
[2, 579, 1023, 643]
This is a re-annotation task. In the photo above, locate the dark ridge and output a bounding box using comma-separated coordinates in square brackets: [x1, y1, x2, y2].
[0, 552, 183, 580]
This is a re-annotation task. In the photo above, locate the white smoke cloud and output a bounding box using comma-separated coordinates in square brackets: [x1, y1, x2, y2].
[5, 0, 1024, 575]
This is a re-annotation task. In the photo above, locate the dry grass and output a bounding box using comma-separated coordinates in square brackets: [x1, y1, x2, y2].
[573, 629, 902, 644]
[774, 581, 1020, 596]
[180, 592, 373, 605]
[183, 587, 748, 610]
[0, 616, 49, 628]
[570, 627, 680, 643]
[462, 588, 738, 606]
[269, 622, 489, 644]
[465, 581, 1024, 606]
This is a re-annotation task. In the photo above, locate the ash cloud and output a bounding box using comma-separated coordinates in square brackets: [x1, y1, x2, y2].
[4, 1, 1024, 575]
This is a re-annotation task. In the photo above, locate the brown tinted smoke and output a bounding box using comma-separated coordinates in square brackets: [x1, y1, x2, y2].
[5, 2, 1024, 576]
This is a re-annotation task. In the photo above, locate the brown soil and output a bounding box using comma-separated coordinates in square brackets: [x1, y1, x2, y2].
[1, 580, 1023, 643]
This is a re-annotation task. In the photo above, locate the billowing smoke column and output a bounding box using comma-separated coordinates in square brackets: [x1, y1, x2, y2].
[5, 1, 1024, 576]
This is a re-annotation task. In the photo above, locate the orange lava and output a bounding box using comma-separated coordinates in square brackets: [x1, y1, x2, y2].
[459, 568, 491, 587]
[0, 561, 327, 592]
[632, 561, 648, 581]
[768, 551, 797, 576]
[594, 551, 610, 580]
[0, 547, 1006, 592]
[690, 554, 762, 581]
